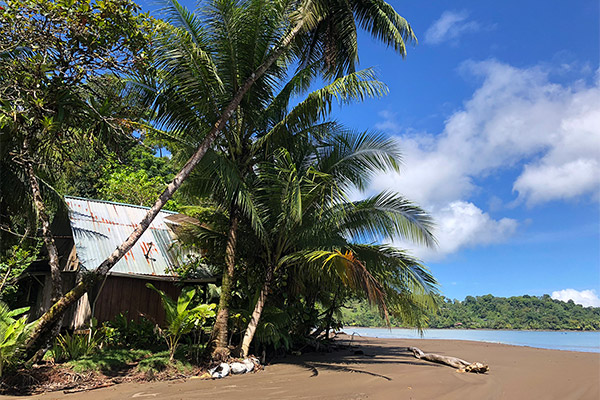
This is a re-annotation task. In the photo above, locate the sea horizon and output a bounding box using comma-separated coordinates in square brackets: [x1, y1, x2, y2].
[342, 327, 600, 353]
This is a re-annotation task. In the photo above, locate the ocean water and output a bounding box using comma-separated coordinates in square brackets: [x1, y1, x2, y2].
[343, 327, 600, 353]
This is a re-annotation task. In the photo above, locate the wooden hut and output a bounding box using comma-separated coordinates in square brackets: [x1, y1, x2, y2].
[20, 196, 216, 329]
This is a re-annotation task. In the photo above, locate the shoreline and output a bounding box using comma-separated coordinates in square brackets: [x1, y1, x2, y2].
[343, 326, 600, 353]
[343, 332, 594, 354]
[343, 325, 600, 333]
[21, 334, 600, 400]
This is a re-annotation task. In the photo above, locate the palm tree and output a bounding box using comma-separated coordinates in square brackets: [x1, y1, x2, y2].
[161, 62, 388, 358]
[238, 130, 437, 357]
[28, 0, 418, 353]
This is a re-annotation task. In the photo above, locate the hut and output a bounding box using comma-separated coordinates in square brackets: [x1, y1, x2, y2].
[20, 196, 216, 329]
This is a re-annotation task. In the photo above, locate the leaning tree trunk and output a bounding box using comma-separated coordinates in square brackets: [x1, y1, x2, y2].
[211, 208, 239, 360]
[22, 137, 61, 304]
[22, 138, 66, 361]
[240, 265, 274, 358]
[22, 18, 310, 352]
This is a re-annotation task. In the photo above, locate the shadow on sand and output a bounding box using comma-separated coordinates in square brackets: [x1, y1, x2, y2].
[271, 336, 443, 382]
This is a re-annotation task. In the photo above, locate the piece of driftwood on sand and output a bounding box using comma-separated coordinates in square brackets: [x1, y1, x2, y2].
[408, 346, 489, 373]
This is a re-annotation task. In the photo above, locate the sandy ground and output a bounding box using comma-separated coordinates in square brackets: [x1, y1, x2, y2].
[9, 335, 600, 400]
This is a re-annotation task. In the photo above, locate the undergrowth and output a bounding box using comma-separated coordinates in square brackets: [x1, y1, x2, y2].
[66, 348, 152, 373]
[66, 348, 195, 375]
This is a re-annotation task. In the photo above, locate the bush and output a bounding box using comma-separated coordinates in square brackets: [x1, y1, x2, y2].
[49, 318, 107, 362]
[0, 245, 39, 306]
[103, 312, 161, 350]
[53, 332, 99, 361]
[0, 303, 31, 377]
[146, 284, 216, 361]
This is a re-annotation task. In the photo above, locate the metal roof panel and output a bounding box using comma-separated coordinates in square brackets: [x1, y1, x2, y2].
[66, 196, 184, 276]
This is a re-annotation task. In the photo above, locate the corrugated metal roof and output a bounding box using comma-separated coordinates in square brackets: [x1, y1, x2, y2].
[65, 196, 195, 277]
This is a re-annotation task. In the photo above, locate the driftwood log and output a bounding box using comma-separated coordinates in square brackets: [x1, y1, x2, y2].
[408, 347, 489, 373]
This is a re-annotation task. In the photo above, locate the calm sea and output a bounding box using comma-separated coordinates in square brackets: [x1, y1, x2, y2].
[343, 327, 600, 353]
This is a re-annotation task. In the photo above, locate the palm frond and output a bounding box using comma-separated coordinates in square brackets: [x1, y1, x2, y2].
[159, 0, 209, 46]
[254, 69, 387, 153]
[351, 0, 417, 56]
[337, 192, 436, 247]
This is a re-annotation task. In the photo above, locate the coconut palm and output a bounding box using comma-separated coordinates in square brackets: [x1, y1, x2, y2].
[29, 0, 419, 353]
[140, 0, 397, 360]
[162, 62, 388, 357]
[238, 130, 437, 357]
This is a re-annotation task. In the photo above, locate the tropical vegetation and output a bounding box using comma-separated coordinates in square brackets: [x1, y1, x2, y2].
[342, 294, 600, 331]
[147, 284, 216, 361]
[0, 0, 446, 391]
[0, 303, 31, 377]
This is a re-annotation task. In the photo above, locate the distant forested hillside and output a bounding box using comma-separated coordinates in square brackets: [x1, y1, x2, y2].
[342, 294, 600, 331]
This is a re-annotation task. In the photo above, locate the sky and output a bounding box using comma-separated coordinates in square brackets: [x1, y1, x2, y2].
[140, 1, 600, 306]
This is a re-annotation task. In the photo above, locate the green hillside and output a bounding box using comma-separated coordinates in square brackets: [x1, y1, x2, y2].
[342, 294, 600, 331]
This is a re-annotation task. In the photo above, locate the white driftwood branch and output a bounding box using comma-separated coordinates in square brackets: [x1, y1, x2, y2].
[408, 347, 489, 373]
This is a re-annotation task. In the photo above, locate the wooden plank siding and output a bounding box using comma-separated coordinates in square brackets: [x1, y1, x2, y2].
[24, 272, 208, 329]
[92, 276, 183, 327]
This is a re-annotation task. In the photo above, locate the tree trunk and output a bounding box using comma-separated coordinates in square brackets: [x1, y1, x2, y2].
[408, 346, 489, 373]
[324, 292, 339, 339]
[22, 138, 61, 304]
[211, 209, 239, 360]
[24, 280, 89, 354]
[240, 266, 274, 358]
[23, 17, 309, 352]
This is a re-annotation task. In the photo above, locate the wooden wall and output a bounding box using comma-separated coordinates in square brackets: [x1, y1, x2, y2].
[92, 276, 182, 327]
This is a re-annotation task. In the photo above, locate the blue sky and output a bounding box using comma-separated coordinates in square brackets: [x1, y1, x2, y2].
[140, 1, 600, 305]
[340, 1, 600, 305]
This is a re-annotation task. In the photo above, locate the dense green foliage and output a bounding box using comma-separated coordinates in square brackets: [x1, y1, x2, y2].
[0, 245, 39, 306]
[0, 303, 32, 377]
[146, 284, 216, 361]
[1, 0, 440, 369]
[342, 294, 600, 331]
[65, 145, 183, 211]
[0, 0, 150, 250]
[102, 313, 160, 350]
[46, 287, 213, 368]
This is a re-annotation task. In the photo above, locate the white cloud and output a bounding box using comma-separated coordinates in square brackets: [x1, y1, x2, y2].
[551, 289, 600, 307]
[512, 87, 600, 205]
[409, 201, 518, 261]
[370, 60, 600, 259]
[425, 10, 480, 45]
[514, 159, 599, 205]
[374, 110, 401, 134]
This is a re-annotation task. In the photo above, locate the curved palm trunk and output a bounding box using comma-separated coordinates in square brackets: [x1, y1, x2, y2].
[240, 265, 274, 358]
[22, 18, 309, 351]
[211, 209, 239, 359]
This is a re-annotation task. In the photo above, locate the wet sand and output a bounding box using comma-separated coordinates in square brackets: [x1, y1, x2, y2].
[14, 335, 600, 400]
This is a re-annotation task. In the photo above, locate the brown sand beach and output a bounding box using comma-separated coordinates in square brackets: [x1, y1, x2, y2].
[11, 334, 600, 400]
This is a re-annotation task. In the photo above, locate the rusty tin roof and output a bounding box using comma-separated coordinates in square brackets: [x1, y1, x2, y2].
[65, 196, 202, 278]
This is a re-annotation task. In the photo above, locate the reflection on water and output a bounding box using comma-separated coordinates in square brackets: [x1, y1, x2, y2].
[343, 327, 600, 353]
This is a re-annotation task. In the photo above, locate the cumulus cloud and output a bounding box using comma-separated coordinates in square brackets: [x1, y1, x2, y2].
[514, 159, 599, 205]
[551, 289, 600, 307]
[425, 10, 480, 45]
[371, 60, 600, 259]
[410, 201, 518, 261]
